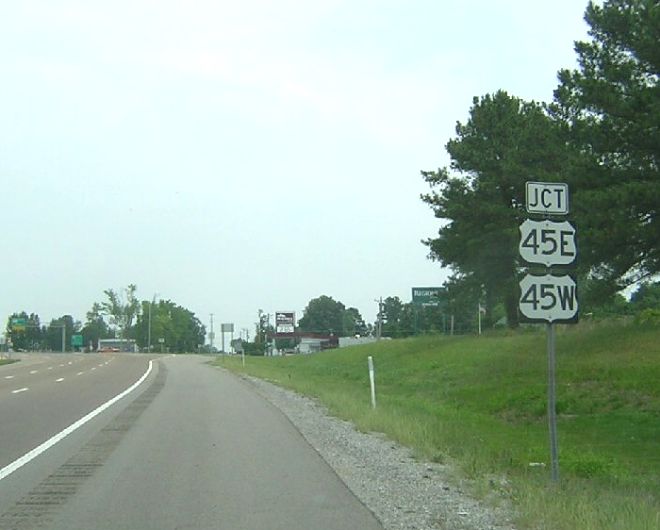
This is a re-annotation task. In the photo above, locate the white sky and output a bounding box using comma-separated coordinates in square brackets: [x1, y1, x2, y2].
[1, 0, 590, 339]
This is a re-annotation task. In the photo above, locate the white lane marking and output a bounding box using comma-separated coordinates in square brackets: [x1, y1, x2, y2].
[48, 367, 53, 370]
[4, 375, 14, 380]
[76, 372, 84, 376]
[12, 387, 29, 394]
[91, 367, 96, 371]
[55, 378, 64, 382]
[59, 364, 65, 367]
[68, 362, 73, 365]
[98, 363, 104, 367]
[30, 370, 38, 374]
[0, 360, 153, 482]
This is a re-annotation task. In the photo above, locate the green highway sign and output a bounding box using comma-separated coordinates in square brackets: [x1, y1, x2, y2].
[71, 334, 84, 347]
[11, 318, 27, 331]
[411, 287, 446, 307]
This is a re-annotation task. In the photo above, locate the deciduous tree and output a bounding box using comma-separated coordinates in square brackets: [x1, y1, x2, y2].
[298, 295, 346, 335]
[100, 284, 140, 341]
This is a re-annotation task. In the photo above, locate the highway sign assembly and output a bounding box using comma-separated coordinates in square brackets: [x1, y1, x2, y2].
[519, 181, 578, 483]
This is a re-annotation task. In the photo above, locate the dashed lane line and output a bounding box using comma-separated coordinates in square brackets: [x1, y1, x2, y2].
[55, 378, 64, 383]
[0, 360, 154, 482]
[12, 388, 28, 394]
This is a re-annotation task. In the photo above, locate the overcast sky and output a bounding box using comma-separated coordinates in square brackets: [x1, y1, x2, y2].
[1, 0, 590, 340]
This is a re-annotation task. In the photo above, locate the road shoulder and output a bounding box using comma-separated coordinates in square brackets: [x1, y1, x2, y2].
[230, 369, 517, 530]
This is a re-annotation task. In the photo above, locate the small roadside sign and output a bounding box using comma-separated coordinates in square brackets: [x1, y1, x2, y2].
[526, 182, 569, 215]
[519, 274, 578, 323]
[518, 219, 577, 267]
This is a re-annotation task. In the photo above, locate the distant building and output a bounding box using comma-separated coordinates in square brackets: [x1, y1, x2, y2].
[97, 339, 138, 353]
[338, 336, 379, 348]
[295, 334, 339, 354]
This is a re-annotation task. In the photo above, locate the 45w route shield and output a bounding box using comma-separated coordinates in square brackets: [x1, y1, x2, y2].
[518, 273, 578, 324]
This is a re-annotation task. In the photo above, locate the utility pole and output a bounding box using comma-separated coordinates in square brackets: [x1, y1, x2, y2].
[262, 313, 270, 356]
[375, 297, 383, 340]
[209, 313, 215, 350]
[148, 293, 159, 353]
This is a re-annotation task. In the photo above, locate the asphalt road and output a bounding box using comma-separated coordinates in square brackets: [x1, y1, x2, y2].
[0, 354, 383, 529]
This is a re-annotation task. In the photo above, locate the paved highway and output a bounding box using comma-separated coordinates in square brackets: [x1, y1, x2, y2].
[0, 354, 383, 529]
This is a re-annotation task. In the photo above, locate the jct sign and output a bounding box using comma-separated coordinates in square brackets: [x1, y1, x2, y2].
[526, 182, 569, 215]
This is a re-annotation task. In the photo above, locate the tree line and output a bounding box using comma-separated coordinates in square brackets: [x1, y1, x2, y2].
[4, 285, 205, 353]
[421, 0, 659, 329]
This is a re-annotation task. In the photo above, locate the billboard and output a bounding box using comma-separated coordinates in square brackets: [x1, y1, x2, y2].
[411, 287, 446, 307]
[220, 323, 234, 333]
[275, 312, 295, 334]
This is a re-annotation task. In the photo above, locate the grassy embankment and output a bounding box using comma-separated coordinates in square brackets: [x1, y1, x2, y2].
[215, 320, 659, 530]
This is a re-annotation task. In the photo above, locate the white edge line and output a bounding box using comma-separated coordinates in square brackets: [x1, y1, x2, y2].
[0, 360, 153, 482]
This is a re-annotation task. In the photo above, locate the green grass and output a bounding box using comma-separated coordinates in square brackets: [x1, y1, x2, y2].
[215, 320, 660, 530]
[0, 358, 17, 366]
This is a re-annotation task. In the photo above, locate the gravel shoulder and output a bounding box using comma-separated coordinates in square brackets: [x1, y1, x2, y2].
[236, 372, 518, 530]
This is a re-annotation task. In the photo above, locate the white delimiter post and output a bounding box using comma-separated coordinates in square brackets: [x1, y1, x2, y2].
[368, 356, 376, 409]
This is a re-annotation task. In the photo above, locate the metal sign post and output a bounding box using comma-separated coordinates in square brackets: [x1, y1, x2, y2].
[519, 181, 578, 483]
[546, 323, 559, 482]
